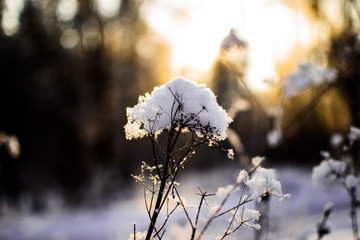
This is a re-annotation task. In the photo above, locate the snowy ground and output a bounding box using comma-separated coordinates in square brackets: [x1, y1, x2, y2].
[0, 166, 357, 240]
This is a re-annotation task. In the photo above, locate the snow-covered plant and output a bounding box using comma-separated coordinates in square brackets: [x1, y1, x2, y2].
[265, 62, 337, 149]
[312, 159, 346, 188]
[125, 77, 233, 240]
[125, 77, 232, 141]
[126, 78, 289, 240]
[196, 157, 289, 240]
[246, 167, 290, 201]
[283, 62, 336, 98]
[312, 126, 360, 240]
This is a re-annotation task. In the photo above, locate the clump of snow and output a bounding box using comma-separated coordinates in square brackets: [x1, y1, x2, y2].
[283, 62, 336, 98]
[227, 149, 234, 160]
[267, 129, 282, 148]
[236, 170, 249, 183]
[311, 159, 346, 188]
[320, 151, 331, 159]
[348, 126, 360, 145]
[345, 175, 360, 188]
[323, 202, 334, 213]
[246, 167, 290, 201]
[251, 156, 264, 166]
[330, 133, 343, 148]
[124, 77, 232, 140]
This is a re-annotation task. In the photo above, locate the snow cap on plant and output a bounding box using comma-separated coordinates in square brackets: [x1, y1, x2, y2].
[283, 62, 336, 98]
[246, 167, 290, 201]
[227, 149, 234, 160]
[251, 156, 264, 166]
[267, 128, 282, 148]
[330, 133, 343, 148]
[124, 77, 232, 140]
[348, 126, 360, 145]
[236, 169, 249, 183]
[345, 175, 360, 188]
[312, 159, 346, 188]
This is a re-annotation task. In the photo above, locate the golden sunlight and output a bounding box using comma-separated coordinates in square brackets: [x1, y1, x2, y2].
[141, 0, 315, 92]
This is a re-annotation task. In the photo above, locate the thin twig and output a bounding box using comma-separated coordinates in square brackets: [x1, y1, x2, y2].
[155, 203, 180, 236]
[220, 184, 247, 239]
[174, 186, 194, 228]
[197, 181, 243, 240]
[317, 204, 333, 240]
[151, 137, 163, 180]
[213, 198, 253, 220]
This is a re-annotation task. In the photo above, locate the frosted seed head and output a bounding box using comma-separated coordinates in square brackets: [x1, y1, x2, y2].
[312, 159, 346, 188]
[124, 77, 232, 141]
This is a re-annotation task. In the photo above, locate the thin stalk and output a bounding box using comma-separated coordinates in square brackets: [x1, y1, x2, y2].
[254, 195, 270, 240]
[151, 138, 162, 180]
[190, 190, 207, 240]
[155, 203, 180, 236]
[145, 176, 167, 240]
[173, 186, 194, 228]
[145, 148, 171, 240]
[351, 187, 360, 240]
[220, 184, 247, 239]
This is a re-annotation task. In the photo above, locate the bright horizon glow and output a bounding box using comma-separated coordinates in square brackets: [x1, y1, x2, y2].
[142, 0, 314, 92]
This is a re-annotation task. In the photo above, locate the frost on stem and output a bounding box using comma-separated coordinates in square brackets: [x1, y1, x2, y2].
[230, 208, 261, 230]
[312, 159, 346, 188]
[246, 167, 290, 201]
[124, 76, 232, 141]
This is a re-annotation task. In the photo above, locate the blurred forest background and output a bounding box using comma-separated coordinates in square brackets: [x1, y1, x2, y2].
[0, 0, 360, 210]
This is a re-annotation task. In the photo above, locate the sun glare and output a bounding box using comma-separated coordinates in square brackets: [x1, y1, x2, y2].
[142, 0, 315, 92]
[2, 0, 24, 36]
